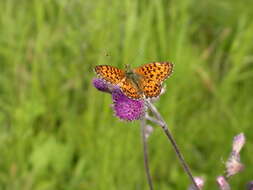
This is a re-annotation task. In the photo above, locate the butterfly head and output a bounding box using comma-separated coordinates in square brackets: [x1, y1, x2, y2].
[124, 64, 138, 79]
[124, 64, 132, 73]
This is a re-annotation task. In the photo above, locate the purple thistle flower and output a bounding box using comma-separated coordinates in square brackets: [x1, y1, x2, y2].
[225, 133, 245, 178]
[112, 88, 145, 121]
[92, 78, 111, 93]
[232, 133, 245, 155]
[225, 154, 244, 178]
[93, 78, 145, 121]
[216, 176, 231, 190]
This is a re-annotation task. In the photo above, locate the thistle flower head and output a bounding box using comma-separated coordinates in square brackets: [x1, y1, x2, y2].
[232, 133, 245, 155]
[225, 155, 244, 178]
[225, 133, 245, 178]
[92, 78, 111, 93]
[216, 176, 231, 190]
[93, 78, 145, 121]
[112, 88, 145, 121]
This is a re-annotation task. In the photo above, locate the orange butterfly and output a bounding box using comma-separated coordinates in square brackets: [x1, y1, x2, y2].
[94, 62, 174, 99]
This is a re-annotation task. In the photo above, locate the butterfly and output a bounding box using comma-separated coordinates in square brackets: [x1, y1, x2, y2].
[94, 62, 174, 99]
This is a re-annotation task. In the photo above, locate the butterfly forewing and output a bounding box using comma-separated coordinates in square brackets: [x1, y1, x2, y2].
[134, 62, 173, 83]
[95, 65, 125, 84]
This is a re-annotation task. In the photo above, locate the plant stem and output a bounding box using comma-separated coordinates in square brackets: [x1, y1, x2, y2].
[145, 100, 200, 190]
[141, 117, 154, 190]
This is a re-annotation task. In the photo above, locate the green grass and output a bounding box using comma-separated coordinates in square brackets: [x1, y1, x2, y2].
[0, 0, 253, 189]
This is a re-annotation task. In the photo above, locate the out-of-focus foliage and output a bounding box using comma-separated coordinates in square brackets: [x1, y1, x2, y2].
[0, 0, 253, 189]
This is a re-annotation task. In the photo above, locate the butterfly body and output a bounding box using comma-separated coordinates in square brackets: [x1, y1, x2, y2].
[94, 62, 173, 99]
[125, 66, 144, 92]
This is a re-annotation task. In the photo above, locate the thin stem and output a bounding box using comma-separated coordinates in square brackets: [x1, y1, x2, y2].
[146, 115, 163, 126]
[146, 100, 200, 190]
[141, 117, 154, 190]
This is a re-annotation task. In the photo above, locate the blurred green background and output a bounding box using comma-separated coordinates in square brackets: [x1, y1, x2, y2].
[0, 0, 253, 189]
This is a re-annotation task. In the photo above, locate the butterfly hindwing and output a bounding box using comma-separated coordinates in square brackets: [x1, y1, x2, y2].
[141, 79, 162, 98]
[120, 78, 143, 99]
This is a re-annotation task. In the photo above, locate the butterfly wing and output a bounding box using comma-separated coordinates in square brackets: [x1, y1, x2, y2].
[133, 62, 173, 98]
[134, 62, 173, 83]
[95, 65, 125, 84]
[120, 78, 143, 99]
[141, 79, 162, 98]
